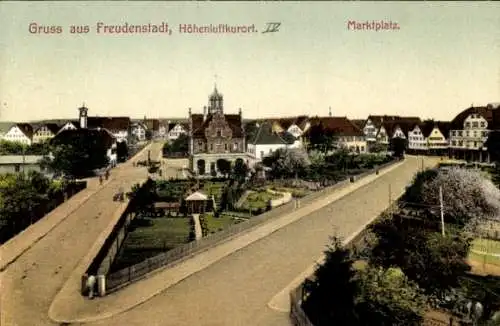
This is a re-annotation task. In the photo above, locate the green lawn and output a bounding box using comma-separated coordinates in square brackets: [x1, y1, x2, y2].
[468, 238, 500, 267]
[202, 181, 226, 201]
[241, 190, 281, 210]
[269, 186, 311, 198]
[110, 217, 192, 271]
[202, 213, 242, 235]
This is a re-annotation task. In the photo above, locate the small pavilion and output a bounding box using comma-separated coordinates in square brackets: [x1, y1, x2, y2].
[184, 191, 214, 214]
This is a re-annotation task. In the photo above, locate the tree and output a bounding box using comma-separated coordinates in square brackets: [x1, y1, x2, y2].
[165, 134, 189, 154]
[355, 266, 427, 326]
[0, 140, 24, 155]
[216, 159, 231, 177]
[369, 142, 387, 154]
[403, 169, 439, 205]
[145, 129, 153, 140]
[369, 216, 472, 295]
[390, 137, 407, 157]
[116, 141, 129, 162]
[307, 123, 335, 153]
[47, 130, 110, 177]
[421, 167, 500, 227]
[233, 159, 248, 182]
[244, 121, 259, 143]
[302, 236, 359, 326]
[126, 179, 157, 215]
[264, 148, 311, 179]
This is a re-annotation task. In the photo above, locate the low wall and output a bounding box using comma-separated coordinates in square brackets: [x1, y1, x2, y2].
[102, 159, 399, 294]
[81, 198, 137, 296]
[268, 189, 292, 208]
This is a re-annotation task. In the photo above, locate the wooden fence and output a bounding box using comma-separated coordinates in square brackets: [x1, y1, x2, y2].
[92, 159, 399, 295]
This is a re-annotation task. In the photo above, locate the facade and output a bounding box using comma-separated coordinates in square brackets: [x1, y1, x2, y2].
[426, 122, 450, 154]
[167, 122, 188, 141]
[32, 123, 60, 144]
[408, 123, 428, 152]
[188, 86, 251, 175]
[246, 121, 299, 161]
[2, 123, 33, 145]
[310, 117, 367, 153]
[131, 122, 147, 141]
[363, 115, 400, 143]
[0, 155, 44, 174]
[449, 104, 500, 162]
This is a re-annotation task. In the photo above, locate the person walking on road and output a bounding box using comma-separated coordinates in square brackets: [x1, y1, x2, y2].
[86, 275, 96, 299]
[99, 175, 103, 185]
[105, 170, 110, 180]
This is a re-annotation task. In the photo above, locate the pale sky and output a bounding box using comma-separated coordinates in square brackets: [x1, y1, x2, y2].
[0, 1, 499, 122]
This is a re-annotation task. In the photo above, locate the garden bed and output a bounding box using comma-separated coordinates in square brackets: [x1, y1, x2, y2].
[240, 190, 281, 210]
[109, 216, 192, 272]
[200, 213, 242, 235]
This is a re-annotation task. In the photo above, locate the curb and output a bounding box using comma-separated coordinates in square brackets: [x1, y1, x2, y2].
[0, 178, 113, 272]
[47, 159, 406, 323]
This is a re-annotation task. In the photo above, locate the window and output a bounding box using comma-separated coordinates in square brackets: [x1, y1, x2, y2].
[482, 131, 487, 137]
[473, 131, 477, 138]
[217, 130, 222, 137]
[14, 164, 20, 172]
[458, 131, 463, 137]
[224, 144, 228, 151]
[458, 140, 463, 146]
[210, 144, 213, 151]
[465, 122, 471, 128]
[480, 121, 486, 128]
[472, 122, 478, 128]
[451, 131, 456, 137]
[233, 142, 238, 150]
[466, 131, 470, 137]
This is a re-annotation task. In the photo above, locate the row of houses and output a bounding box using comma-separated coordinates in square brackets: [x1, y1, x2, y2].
[0, 108, 190, 146]
[245, 102, 500, 163]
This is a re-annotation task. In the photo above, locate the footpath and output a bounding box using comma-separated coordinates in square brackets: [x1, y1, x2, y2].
[0, 143, 152, 272]
[49, 159, 407, 324]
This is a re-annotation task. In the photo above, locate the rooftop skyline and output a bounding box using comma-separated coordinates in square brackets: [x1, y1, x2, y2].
[0, 1, 499, 122]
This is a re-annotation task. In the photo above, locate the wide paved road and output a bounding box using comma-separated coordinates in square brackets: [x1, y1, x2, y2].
[0, 142, 167, 326]
[76, 156, 437, 326]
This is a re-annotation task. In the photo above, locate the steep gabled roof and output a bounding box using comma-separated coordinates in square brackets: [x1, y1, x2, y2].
[52, 128, 115, 148]
[309, 116, 364, 137]
[350, 119, 365, 129]
[34, 123, 60, 135]
[191, 113, 243, 138]
[249, 121, 294, 145]
[185, 191, 208, 201]
[15, 123, 34, 138]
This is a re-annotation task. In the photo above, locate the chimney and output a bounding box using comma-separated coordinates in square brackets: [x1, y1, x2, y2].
[203, 106, 207, 121]
[329, 107, 332, 117]
[239, 107, 242, 117]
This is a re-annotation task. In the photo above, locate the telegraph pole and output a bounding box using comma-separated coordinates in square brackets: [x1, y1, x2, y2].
[439, 186, 445, 237]
[388, 184, 392, 218]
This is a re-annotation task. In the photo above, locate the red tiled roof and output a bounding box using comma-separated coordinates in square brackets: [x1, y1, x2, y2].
[309, 117, 364, 136]
[191, 113, 243, 139]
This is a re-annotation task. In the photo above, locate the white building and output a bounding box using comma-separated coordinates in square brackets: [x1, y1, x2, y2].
[167, 122, 188, 141]
[408, 124, 427, 151]
[247, 121, 300, 161]
[131, 122, 147, 141]
[0, 155, 44, 174]
[2, 123, 33, 145]
[32, 123, 60, 144]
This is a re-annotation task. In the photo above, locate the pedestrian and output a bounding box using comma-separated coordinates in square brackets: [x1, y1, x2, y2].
[86, 275, 96, 299]
[105, 170, 109, 180]
[99, 175, 103, 185]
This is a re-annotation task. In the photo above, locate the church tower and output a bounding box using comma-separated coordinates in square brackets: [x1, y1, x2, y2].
[79, 104, 88, 129]
[208, 85, 223, 115]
